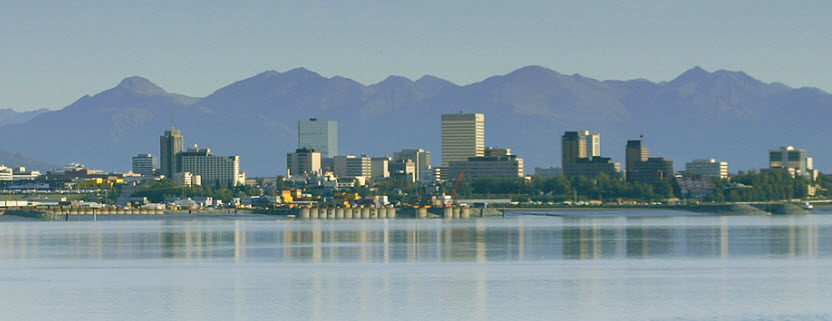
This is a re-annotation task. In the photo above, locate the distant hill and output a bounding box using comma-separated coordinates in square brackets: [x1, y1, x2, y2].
[0, 149, 59, 171]
[0, 66, 830, 176]
[0, 108, 50, 127]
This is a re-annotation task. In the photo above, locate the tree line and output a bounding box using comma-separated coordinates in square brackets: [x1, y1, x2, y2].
[462, 170, 829, 203]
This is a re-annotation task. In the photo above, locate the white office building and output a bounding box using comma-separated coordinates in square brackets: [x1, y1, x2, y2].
[685, 159, 729, 179]
[179, 147, 242, 186]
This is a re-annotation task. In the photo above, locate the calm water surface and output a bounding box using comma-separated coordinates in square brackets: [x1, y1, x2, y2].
[2, 211, 832, 320]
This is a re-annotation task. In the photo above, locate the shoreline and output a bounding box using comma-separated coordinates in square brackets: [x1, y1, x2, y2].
[2, 202, 827, 222]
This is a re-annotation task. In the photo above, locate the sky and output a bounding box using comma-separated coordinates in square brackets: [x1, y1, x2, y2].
[1, 1, 831, 111]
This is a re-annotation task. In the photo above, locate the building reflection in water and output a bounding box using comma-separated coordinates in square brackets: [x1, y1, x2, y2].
[0, 216, 827, 262]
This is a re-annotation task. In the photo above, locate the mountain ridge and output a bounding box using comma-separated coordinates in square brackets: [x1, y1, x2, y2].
[0, 66, 829, 177]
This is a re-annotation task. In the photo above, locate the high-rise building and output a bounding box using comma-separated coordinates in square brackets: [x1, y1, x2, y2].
[685, 159, 728, 179]
[298, 118, 338, 158]
[132, 153, 156, 177]
[768, 146, 818, 180]
[333, 155, 372, 178]
[393, 149, 431, 180]
[179, 146, 242, 186]
[625, 140, 649, 181]
[561, 130, 601, 167]
[287, 148, 321, 177]
[562, 130, 614, 178]
[441, 113, 484, 166]
[585, 131, 601, 158]
[160, 129, 184, 179]
[561, 131, 587, 167]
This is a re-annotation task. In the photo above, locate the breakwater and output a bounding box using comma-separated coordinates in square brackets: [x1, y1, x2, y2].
[667, 203, 810, 215]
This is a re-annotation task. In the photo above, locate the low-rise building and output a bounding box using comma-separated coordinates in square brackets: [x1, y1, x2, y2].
[174, 171, 202, 186]
[0, 166, 35, 181]
[563, 157, 621, 179]
[628, 157, 674, 185]
[685, 159, 728, 179]
[447, 148, 524, 181]
[677, 176, 714, 199]
[117, 197, 149, 207]
[533, 167, 563, 177]
[333, 155, 371, 179]
[768, 146, 818, 180]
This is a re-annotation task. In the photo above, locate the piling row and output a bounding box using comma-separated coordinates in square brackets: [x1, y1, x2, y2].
[39, 208, 165, 215]
[297, 207, 399, 220]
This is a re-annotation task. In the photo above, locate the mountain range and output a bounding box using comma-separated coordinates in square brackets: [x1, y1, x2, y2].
[1, 66, 830, 176]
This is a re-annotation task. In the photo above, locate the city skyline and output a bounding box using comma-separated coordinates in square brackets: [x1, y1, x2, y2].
[3, 3, 830, 320]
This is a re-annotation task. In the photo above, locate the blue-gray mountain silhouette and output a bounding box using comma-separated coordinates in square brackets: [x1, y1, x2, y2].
[0, 149, 58, 171]
[0, 108, 50, 127]
[0, 66, 829, 176]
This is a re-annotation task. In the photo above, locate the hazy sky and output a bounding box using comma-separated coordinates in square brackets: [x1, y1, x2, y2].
[1, 1, 830, 111]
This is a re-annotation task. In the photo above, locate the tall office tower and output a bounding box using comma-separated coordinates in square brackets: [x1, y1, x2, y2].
[160, 129, 184, 179]
[561, 131, 587, 167]
[561, 130, 600, 167]
[132, 153, 157, 177]
[441, 113, 484, 166]
[393, 149, 431, 180]
[625, 139, 649, 181]
[584, 130, 601, 157]
[298, 118, 338, 158]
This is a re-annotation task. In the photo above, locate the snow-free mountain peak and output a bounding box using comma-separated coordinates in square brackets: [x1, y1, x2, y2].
[116, 76, 167, 96]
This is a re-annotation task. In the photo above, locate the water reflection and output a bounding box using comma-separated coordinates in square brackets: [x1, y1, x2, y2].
[0, 215, 829, 262]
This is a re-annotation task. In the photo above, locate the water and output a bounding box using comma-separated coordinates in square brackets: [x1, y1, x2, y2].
[2, 211, 832, 320]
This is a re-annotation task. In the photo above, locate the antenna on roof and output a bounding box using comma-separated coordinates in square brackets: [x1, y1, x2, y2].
[171, 112, 175, 129]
